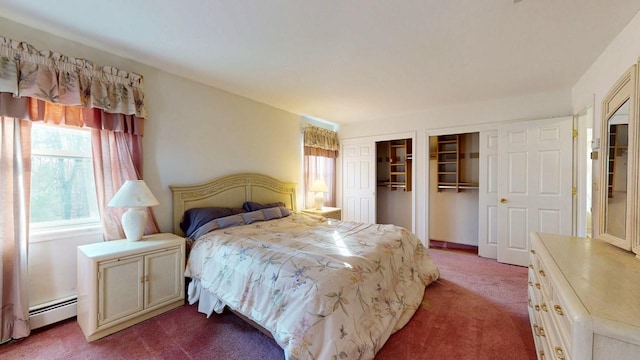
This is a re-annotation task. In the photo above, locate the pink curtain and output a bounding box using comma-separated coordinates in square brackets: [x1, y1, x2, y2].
[0, 35, 153, 341]
[303, 125, 339, 209]
[92, 129, 159, 240]
[0, 116, 31, 342]
[304, 155, 337, 208]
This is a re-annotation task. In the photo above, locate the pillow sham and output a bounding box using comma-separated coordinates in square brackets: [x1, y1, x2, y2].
[279, 206, 292, 217]
[188, 219, 220, 240]
[242, 201, 286, 212]
[180, 207, 243, 238]
[242, 210, 267, 224]
[262, 206, 283, 220]
[216, 214, 245, 229]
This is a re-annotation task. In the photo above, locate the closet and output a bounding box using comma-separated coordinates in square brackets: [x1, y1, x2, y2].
[435, 134, 479, 191]
[429, 133, 480, 248]
[376, 138, 412, 229]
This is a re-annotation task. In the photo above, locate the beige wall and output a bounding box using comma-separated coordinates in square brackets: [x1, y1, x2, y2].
[0, 17, 303, 233]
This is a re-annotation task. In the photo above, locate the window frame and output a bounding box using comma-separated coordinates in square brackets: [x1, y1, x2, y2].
[28, 123, 101, 242]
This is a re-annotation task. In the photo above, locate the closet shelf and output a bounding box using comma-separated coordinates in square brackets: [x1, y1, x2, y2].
[435, 134, 478, 192]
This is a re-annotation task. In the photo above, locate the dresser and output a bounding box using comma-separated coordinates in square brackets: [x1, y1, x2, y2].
[528, 233, 640, 360]
[77, 233, 185, 341]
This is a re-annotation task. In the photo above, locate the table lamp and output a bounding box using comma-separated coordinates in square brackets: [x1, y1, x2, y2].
[108, 180, 159, 241]
[309, 179, 329, 210]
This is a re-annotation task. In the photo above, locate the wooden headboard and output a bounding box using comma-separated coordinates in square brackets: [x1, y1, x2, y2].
[170, 173, 297, 235]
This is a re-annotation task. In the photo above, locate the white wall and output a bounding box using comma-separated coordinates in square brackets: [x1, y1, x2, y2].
[340, 88, 573, 245]
[0, 17, 304, 233]
[572, 10, 640, 237]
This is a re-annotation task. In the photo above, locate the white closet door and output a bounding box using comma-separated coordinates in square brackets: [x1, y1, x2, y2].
[478, 130, 499, 259]
[342, 142, 376, 223]
[497, 117, 573, 266]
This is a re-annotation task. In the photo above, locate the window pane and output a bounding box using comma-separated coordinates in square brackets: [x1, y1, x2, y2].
[30, 125, 99, 225]
[32, 124, 92, 154]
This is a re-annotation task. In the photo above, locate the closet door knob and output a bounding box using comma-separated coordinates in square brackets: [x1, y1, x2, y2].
[500, 198, 508, 203]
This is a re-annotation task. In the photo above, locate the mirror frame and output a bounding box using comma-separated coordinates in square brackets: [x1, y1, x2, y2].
[598, 64, 637, 251]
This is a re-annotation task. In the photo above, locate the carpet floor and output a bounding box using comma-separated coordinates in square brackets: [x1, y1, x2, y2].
[0, 248, 536, 360]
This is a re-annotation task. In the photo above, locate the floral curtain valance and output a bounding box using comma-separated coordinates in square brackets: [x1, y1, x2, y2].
[304, 124, 339, 158]
[0, 35, 147, 118]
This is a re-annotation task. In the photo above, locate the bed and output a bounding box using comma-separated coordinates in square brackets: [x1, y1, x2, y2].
[171, 173, 440, 360]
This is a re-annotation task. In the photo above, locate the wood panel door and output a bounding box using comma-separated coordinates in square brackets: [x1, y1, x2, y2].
[478, 130, 499, 259]
[342, 141, 376, 223]
[497, 117, 573, 266]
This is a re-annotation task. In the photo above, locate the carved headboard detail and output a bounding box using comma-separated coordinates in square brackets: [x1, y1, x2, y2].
[170, 173, 296, 235]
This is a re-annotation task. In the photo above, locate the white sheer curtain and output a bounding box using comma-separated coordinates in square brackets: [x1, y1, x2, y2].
[0, 116, 31, 342]
[303, 125, 339, 208]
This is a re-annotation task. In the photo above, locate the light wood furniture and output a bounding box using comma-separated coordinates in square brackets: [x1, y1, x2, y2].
[301, 207, 341, 220]
[77, 233, 185, 341]
[171, 173, 297, 340]
[529, 233, 640, 360]
[170, 173, 296, 236]
[436, 133, 479, 191]
[376, 138, 412, 191]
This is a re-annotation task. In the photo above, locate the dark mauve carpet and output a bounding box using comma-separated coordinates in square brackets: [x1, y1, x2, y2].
[0, 248, 535, 360]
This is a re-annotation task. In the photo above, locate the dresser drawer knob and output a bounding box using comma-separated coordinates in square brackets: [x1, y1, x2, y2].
[539, 269, 546, 277]
[534, 304, 540, 311]
[554, 346, 565, 360]
[535, 283, 541, 289]
[530, 249, 536, 255]
[554, 304, 564, 316]
[541, 303, 548, 312]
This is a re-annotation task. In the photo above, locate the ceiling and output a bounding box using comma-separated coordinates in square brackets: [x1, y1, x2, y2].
[1, 1, 639, 124]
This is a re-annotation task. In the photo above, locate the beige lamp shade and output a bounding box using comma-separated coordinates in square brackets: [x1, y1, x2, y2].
[309, 179, 328, 193]
[309, 179, 328, 210]
[108, 180, 159, 241]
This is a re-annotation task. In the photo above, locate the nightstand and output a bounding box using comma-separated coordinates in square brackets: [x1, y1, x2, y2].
[301, 207, 342, 220]
[77, 233, 185, 341]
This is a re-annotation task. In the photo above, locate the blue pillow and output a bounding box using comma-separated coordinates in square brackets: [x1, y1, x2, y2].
[180, 207, 234, 237]
[242, 201, 286, 212]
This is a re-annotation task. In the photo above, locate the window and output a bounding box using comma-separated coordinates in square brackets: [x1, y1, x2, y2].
[30, 123, 99, 233]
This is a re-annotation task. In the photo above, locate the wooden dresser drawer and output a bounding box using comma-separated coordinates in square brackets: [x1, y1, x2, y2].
[528, 232, 640, 360]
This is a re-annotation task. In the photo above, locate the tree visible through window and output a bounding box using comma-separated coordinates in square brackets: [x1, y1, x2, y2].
[30, 123, 99, 228]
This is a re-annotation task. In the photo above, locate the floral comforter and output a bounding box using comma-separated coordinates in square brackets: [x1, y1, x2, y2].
[184, 213, 440, 360]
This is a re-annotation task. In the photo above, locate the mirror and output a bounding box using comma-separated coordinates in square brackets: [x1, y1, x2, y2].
[604, 101, 628, 240]
[598, 64, 636, 251]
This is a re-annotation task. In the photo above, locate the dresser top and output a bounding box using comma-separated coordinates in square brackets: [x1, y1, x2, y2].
[535, 233, 640, 336]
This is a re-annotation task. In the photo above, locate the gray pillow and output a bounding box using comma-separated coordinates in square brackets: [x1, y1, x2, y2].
[262, 206, 283, 220]
[216, 214, 245, 229]
[242, 210, 267, 224]
[279, 207, 292, 217]
[189, 219, 220, 240]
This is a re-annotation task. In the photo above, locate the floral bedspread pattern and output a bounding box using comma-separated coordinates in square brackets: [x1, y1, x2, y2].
[185, 213, 440, 360]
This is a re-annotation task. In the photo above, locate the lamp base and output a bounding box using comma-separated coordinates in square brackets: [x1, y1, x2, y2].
[314, 192, 325, 210]
[121, 207, 147, 241]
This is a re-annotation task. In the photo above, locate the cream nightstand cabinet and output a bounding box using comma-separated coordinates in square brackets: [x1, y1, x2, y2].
[77, 233, 185, 341]
[301, 207, 342, 220]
